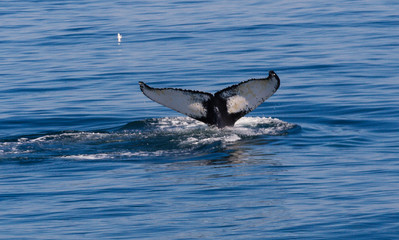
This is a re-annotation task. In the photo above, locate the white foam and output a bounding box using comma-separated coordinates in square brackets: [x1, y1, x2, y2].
[1, 117, 297, 159]
[61, 150, 173, 160]
[235, 116, 274, 126]
[0, 141, 33, 155]
[232, 117, 296, 136]
[155, 117, 207, 131]
[225, 134, 242, 142]
[183, 135, 238, 145]
[62, 153, 111, 160]
[29, 132, 113, 143]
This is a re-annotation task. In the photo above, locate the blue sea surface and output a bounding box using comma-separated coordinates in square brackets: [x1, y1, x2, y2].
[1, 0, 399, 239]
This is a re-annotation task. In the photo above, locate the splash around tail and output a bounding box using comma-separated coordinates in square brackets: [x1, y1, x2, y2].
[139, 71, 280, 128]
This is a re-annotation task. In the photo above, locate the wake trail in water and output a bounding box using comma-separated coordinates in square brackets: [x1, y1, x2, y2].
[0, 117, 299, 161]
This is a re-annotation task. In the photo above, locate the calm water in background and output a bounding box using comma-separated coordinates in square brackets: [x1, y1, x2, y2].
[1, 0, 399, 239]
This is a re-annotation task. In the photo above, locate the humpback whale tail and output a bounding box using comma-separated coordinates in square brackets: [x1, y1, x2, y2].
[139, 71, 280, 128]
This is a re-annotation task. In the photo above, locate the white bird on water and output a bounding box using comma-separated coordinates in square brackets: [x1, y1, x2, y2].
[117, 33, 122, 43]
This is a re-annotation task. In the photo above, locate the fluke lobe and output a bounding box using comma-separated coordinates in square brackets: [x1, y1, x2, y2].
[139, 71, 280, 128]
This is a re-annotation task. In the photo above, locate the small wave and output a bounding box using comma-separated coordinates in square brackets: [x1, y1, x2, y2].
[234, 117, 297, 136]
[61, 150, 172, 160]
[0, 117, 298, 160]
[126, 116, 296, 135]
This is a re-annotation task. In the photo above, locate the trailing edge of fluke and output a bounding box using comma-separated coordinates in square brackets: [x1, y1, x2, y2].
[139, 71, 280, 128]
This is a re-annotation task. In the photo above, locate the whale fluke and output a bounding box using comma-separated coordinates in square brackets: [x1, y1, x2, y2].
[139, 71, 280, 128]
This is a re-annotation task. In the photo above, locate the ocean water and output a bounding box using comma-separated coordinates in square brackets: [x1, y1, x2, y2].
[1, 0, 399, 239]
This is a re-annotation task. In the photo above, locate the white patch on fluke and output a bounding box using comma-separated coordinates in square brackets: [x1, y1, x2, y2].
[188, 102, 207, 117]
[226, 95, 249, 114]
